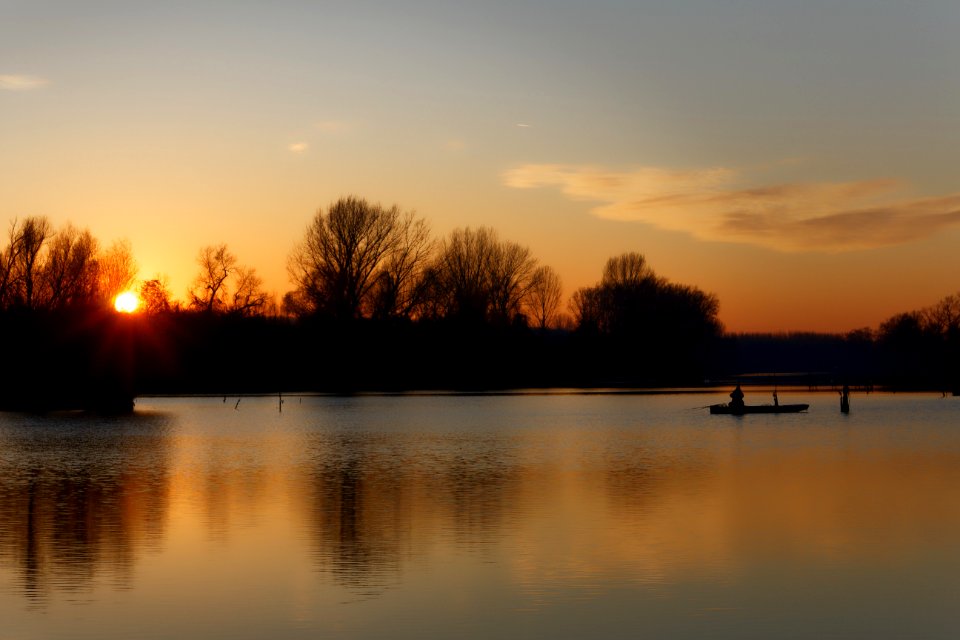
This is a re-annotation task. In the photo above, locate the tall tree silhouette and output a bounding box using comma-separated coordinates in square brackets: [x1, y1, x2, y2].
[425, 226, 539, 325]
[288, 196, 430, 320]
[139, 277, 174, 314]
[189, 244, 268, 315]
[189, 244, 237, 312]
[571, 252, 721, 381]
[231, 266, 269, 316]
[369, 213, 433, 319]
[526, 265, 563, 329]
[39, 224, 98, 309]
[1, 216, 53, 309]
[98, 239, 138, 307]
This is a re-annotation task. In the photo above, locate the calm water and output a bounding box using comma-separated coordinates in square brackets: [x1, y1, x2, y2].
[1, 392, 959, 639]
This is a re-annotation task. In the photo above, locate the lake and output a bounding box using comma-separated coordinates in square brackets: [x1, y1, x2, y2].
[1, 391, 959, 639]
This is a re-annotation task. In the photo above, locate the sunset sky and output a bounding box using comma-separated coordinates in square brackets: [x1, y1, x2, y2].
[2, 0, 958, 332]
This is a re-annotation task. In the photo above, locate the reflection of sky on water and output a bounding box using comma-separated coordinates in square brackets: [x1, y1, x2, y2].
[0, 411, 174, 604]
[1, 394, 960, 638]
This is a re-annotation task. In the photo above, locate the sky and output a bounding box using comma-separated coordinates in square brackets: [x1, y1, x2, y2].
[1, 0, 958, 332]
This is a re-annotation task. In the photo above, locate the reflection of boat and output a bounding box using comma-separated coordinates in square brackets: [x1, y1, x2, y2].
[709, 403, 809, 415]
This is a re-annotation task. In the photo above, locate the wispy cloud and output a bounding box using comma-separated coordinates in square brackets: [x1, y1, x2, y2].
[504, 164, 960, 252]
[0, 74, 49, 91]
[288, 142, 309, 153]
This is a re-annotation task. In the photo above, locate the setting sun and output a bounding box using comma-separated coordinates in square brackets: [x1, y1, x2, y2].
[114, 291, 140, 313]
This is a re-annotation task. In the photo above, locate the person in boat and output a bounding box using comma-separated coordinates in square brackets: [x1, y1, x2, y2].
[730, 384, 745, 409]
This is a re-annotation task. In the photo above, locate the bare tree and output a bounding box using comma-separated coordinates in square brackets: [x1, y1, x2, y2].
[231, 266, 269, 316]
[3, 216, 53, 309]
[569, 286, 602, 331]
[188, 244, 269, 315]
[140, 276, 174, 314]
[98, 239, 138, 306]
[427, 226, 499, 321]
[281, 290, 311, 318]
[601, 252, 656, 288]
[288, 196, 431, 320]
[489, 240, 538, 323]
[40, 224, 99, 309]
[40, 223, 105, 309]
[0, 219, 26, 306]
[370, 213, 433, 319]
[923, 292, 960, 336]
[427, 226, 540, 325]
[0, 218, 138, 312]
[189, 244, 237, 312]
[526, 265, 563, 330]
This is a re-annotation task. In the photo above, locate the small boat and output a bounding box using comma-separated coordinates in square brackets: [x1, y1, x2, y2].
[709, 403, 809, 415]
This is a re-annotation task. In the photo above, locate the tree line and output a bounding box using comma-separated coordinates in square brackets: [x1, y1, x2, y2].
[871, 292, 960, 390]
[0, 196, 728, 402]
[716, 291, 960, 393]
[4, 195, 960, 399]
[1, 196, 720, 339]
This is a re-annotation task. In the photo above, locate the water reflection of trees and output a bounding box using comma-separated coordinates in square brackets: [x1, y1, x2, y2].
[0, 413, 171, 603]
[300, 431, 522, 591]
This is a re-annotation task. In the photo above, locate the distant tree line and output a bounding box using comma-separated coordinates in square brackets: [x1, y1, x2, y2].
[717, 291, 960, 392]
[873, 292, 960, 390]
[0, 196, 729, 402]
[21, 195, 960, 398]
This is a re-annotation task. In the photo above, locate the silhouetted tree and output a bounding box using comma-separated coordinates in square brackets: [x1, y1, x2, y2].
[189, 244, 237, 312]
[18, 217, 53, 310]
[0, 220, 22, 305]
[526, 265, 563, 329]
[139, 277, 174, 314]
[369, 213, 433, 319]
[602, 252, 656, 288]
[288, 196, 431, 320]
[281, 290, 311, 318]
[39, 224, 99, 309]
[489, 240, 538, 324]
[570, 252, 722, 382]
[922, 293, 960, 336]
[878, 312, 932, 385]
[188, 244, 268, 315]
[98, 239, 138, 307]
[0, 218, 140, 311]
[2, 216, 53, 309]
[569, 286, 602, 333]
[425, 226, 539, 325]
[231, 266, 269, 316]
[875, 292, 960, 389]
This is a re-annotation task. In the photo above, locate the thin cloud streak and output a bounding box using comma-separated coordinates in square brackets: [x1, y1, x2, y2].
[288, 142, 309, 153]
[504, 164, 960, 252]
[0, 74, 49, 91]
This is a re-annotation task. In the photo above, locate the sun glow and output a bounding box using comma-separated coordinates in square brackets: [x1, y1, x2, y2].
[114, 291, 140, 313]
